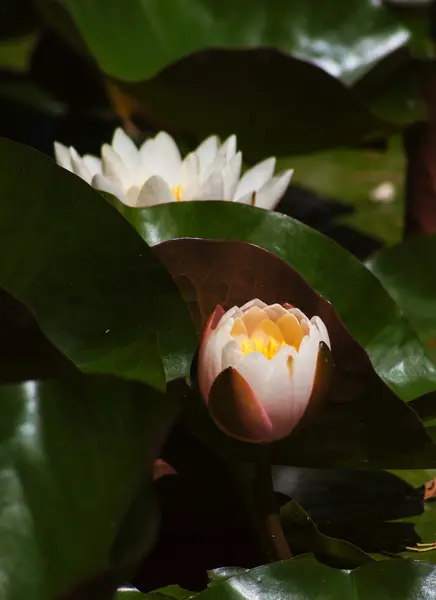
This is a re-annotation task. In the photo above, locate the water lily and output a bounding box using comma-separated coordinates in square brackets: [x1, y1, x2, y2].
[198, 299, 331, 443]
[54, 129, 293, 210]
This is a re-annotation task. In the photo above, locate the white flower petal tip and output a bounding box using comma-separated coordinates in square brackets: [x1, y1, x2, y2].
[369, 181, 396, 204]
[54, 142, 73, 171]
[54, 129, 292, 210]
[198, 299, 332, 443]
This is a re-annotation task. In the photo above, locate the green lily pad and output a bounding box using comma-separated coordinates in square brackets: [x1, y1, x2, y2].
[121, 201, 436, 401]
[152, 238, 436, 468]
[51, 0, 409, 83]
[0, 138, 197, 389]
[0, 373, 177, 600]
[115, 586, 194, 599]
[367, 234, 436, 363]
[193, 556, 436, 599]
[120, 51, 388, 159]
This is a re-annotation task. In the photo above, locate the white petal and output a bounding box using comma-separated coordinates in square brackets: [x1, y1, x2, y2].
[54, 142, 73, 171]
[235, 351, 273, 401]
[235, 157, 276, 200]
[101, 144, 130, 189]
[136, 175, 174, 207]
[179, 152, 200, 197]
[291, 332, 321, 412]
[219, 134, 237, 163]
[140, 131, 182, 185]
[217, 306, 243, 328]
[200, 317, 235, 399]
[240, 299, 268, 312]
[264, 303, 288, 321]
[257, 345, 303, 439]
[91, 174, 125, 202]
[311, 316, 331, 349]
[221, 339, 244, 371]
[253, 169, 293, 210]
[125, 186, 141, 206]
[70, 155, 92, 184]
[112, 128, 141, 171]
[223, 151, 242, 200]
[196, 172, 224, 200]
[195, 135, 219, 179]
[82, 155, 102, 178]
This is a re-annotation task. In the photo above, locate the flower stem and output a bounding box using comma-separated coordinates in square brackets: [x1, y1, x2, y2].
[232, 452, 292, 563]
[252, 455, 292, 562]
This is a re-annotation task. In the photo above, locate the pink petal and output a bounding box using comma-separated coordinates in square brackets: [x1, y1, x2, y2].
[198, 305, 226, 401]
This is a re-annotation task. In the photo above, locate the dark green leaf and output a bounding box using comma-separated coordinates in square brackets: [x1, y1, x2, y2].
[354, 58, 429, 126]
[124, 201, 436, 401]
[0, 138, 197, 389]
[0, 0, 39, 39]
[0, 374, 177, 600]
[276, 468, 424, 556]
[56, 0, 409, 83]
[115, 586, 195, 599]
[193, 556, 436, 599]
[280, 500, 373, 568]
[154, 238, 436, 468]
[367, 234, 436, 364]
[207, 568, 248, 586]
[393, 501, 436, 564]
[120, 51, 387, 159]
[282, 136, 404, 247]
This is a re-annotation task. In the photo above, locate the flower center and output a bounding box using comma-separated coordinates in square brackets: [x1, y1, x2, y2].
[171, 183, 185, 202]
[240, 336, 285, 360]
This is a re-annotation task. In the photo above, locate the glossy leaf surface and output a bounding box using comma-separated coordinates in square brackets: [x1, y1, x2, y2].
[57, 0, 409, 83]
[194, 556, 436, 599]
[368, 234, 436, 363]
[0, 374, 177, 600]
[153, 238, 436, 468]
[124, 201, 436, 401]
[0, 138, 197, 389]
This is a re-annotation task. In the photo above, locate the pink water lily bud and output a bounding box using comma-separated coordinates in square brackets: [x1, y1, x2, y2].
[198, 299, 332, 443]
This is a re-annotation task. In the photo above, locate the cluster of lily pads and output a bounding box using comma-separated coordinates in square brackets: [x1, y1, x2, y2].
[2, 0, 436, 598]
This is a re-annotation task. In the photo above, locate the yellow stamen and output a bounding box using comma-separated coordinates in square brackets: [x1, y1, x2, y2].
[240, 336, 286, 360]
[171, 183, 185, 202]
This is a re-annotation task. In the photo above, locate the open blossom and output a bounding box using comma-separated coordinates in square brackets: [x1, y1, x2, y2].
[54, 129, 293, 210]
[198, 299, 331, 443]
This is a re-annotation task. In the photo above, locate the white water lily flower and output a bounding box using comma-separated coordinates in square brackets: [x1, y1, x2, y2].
[54, 129, 293, 210]
[198, 299, 332, 443]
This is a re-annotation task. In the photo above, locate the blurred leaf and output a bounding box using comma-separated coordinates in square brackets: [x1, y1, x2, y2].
[0, 34, 39, 71]
[276, 467, 424, 556]
[0, 73, 64, 115]
[0, 139, 197, 389]
[121, 201, 436, 401]
[367, 234, 436, 363]
[275, 468, 423, 524]
[0, 373, 177, 600]
[390, 469, 436, 488]
[354, 58, 429, 126]
[278, 136, 405, 246]
[152, 238, 436, 468]
[398, 501, 436, 564]
[118, 51, 388, 159]
[280, 500, 373, 568]
[193, 556, 436, 599]
[0, 0, 39, 40]
[54, 0, 409, 83]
